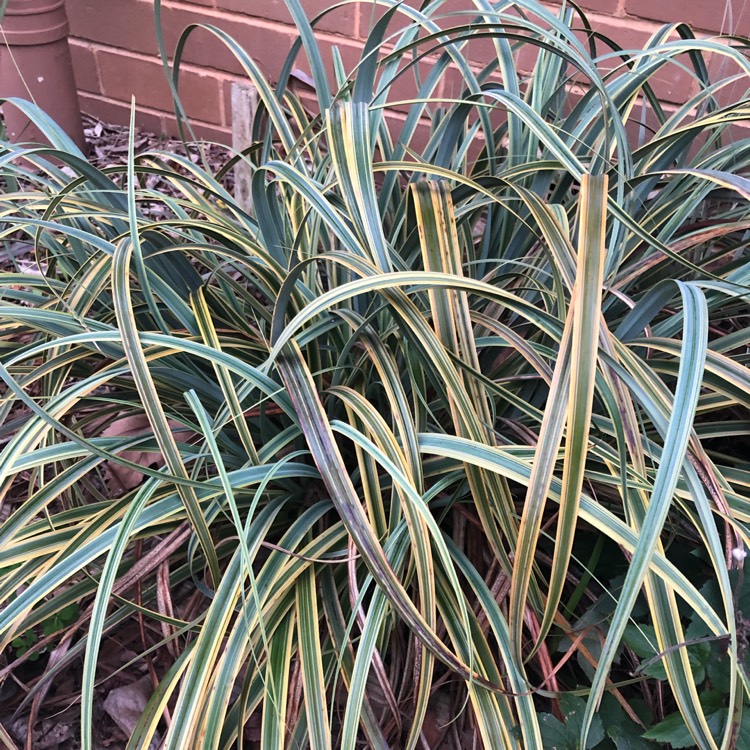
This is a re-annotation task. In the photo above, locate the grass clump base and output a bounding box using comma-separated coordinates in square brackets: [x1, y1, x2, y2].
[1, 1, 750, 748]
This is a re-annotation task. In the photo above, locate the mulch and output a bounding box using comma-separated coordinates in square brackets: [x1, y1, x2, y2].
[83, 113, 235, 187]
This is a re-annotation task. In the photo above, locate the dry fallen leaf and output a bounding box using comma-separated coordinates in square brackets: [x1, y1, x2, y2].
[100, 414, 165, 493]
[96, 413, 191, 494]
[9, 716, 73, 750]
[103, 675, 161, 749]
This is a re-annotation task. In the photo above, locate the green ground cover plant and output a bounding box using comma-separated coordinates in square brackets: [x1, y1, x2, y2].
[1, 0, 750, 747]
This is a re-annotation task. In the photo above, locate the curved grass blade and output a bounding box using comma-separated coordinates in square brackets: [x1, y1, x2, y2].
[94, 106, 219, 581]
[296, 566, 332, 750]
[261, 611, 295, 750]
[535, 173, 607, 648]
[274, 340, 499, 690]
[580, 282, 711, 749]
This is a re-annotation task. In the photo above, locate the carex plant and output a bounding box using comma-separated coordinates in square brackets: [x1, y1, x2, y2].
[1, 0, 749, 748]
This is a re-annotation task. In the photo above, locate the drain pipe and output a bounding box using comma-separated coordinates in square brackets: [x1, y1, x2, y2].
[0, 0, 85, 150]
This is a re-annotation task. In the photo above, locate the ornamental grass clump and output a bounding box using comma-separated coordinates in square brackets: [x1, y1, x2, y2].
[1, 1, 750, 748]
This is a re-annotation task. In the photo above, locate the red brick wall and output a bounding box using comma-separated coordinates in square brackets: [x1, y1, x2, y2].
[64, 0, 746, 143]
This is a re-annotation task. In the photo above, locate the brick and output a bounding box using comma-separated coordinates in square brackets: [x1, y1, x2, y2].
[66, 0, 158, 56]
[359, 0, 480, 40]
[69, 41, 100, 94]
[438, 63, 466, 102]
[68, 0, 298, 80]
[391, 3, 624, 75]
[159, 5, 298, 79]
[221, 53, 359, 141]
[289, 35, 363, 96]
[565, 17, 700, 104]
[161, 115, 232, 144]
[724, 121, 750, 146]
[216, 0, 358, 37]
[705, 51, 750, 110]
[625, 0, 746, 34]
[459, 32, 540, 74]
[446, 93, 509, 142]
[429, 3, 547, 72]
[78, 92, 166, 135]
[433, 62, 505, 105]
[358, 0, 424, 40]
[621, 99, 678, 146]
[65, 0, 723, 144]
[384, 110, 435, 154]
[368, 50, 446, 113]
[552, 0, 622, 14]
[97, 50, 223, 125]
[356, 3, 513, 109]
[297, 89, 322, 119]
[79, 91, 233, 145]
